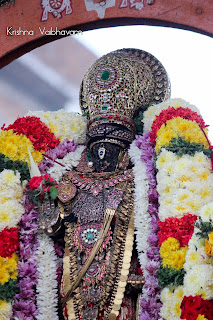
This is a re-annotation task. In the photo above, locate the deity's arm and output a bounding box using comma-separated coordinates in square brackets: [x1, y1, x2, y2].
[38, 173, 77, 236]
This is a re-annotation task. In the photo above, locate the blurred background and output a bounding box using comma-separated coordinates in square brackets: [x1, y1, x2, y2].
[0, 25, 213, 138]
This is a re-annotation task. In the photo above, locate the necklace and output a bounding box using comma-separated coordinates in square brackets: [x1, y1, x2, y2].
[64, 169, 134, 196]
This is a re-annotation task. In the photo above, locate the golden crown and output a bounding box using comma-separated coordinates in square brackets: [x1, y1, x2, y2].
[80, 48, 170, 133]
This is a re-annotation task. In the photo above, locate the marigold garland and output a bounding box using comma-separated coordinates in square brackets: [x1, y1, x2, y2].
[2, 116, 60, 152]
[150, 106, 206, 144]
[155, 117, 209, 154]
[0, 129, 43, 165]
[145, 99, 213, 320]
[143, 98, 201, 133]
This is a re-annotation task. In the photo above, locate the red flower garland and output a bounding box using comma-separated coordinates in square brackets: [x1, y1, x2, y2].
[2, 116, 60, 152]
[0, 227, 19, 258]
[181, 296, 213, 320]
[158, 214, 197, 247]
[150, 107, 206, 144]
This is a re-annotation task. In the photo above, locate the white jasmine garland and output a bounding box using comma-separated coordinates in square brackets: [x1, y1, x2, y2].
[36, 232, 59, 320]
[129, 140, 151, 275]
[47, 145, 85, 182]
[143, 98, 201, 133]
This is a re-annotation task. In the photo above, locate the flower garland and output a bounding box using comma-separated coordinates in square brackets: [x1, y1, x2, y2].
[141, 98, 213, 320]
[0, 129, 43, 165]
[12, 195, 39, 319]
[156, 150, 213, 221]
[27, 109, 87, 143]
[0, 153, 30, 182]
[0, 170, 24, 320]
[40, 142, 85, 183]
[129, 139, 150, 275]
[2, 116, 60, 152]
[134, 133, 162, 320]
[150, 106, 206, 144]
[38, 139, 77, 173]
[36, 232, 59, 320]
[0, 110, 87, 319]
[180, 202, 213, 320]
[155, 117, 209, 154]
[143, 98, 201, 133]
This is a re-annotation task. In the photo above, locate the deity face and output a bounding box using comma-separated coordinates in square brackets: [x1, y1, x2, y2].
[91, 142, 122, 173]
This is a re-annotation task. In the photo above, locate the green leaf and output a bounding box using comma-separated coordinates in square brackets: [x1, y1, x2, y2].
[157, 265, 185, 288]
[0, 279, 17, 302]
[49, 186, 58, 200]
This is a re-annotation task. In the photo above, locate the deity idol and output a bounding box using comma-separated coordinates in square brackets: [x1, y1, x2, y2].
[38, 48, 170, 320]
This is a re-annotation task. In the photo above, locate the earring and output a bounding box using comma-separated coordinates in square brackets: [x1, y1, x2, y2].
[87, 152, 94, 167]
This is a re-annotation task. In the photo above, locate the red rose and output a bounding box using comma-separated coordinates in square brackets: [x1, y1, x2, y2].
[181, 296, 202, 320]
[28, 176, 43, 190]
[43, 186, 51, 192]
[201, 299, 213, 320]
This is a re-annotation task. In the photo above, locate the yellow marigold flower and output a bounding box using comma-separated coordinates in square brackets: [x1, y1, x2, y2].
[205, 239, 213, 256]
[6, 253, 18, 272]
[160, 238, 187, 269]
[196, 315, 208, 320]
[10, 271, 18, 280]
[0, 130, 43, 164]
[160, 237, 180, 257]
[162, 247, 187, 269]
[0, 253, 18, 284]
[208, 232, 213, 245]
[155, 118, 208, 154]
[0, 267, 10, 285]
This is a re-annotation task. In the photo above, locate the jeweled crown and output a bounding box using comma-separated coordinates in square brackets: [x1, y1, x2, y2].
[80, 48, 170, 133]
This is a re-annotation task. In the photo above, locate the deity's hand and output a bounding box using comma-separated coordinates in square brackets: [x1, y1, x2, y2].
[39, 198, 61, 235]
[27, 174, 61, 235]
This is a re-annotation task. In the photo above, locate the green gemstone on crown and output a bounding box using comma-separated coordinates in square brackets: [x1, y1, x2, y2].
[101, 70, 110, 80]
[102, 106, 108, 111]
